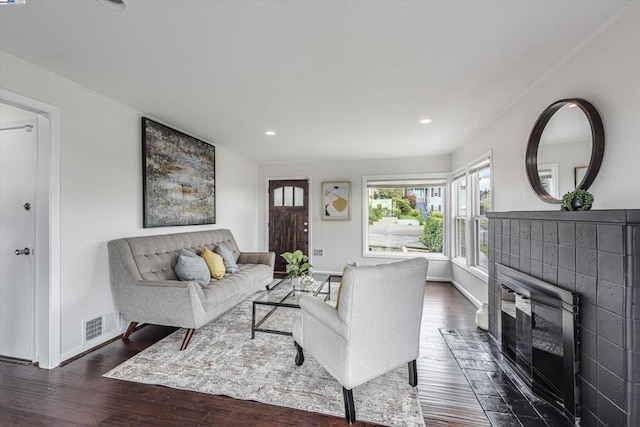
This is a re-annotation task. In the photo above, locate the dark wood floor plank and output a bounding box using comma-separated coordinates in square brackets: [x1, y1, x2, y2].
[0, 281, 489, 426]
[417, 282, 491, 427]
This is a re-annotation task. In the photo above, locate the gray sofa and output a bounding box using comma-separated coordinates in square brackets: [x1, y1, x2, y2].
[108, 229, 275, 350]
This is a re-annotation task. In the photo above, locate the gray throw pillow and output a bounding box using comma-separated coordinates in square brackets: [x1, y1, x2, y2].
[215, 243, 239, 273]
[175, 249, 210, 286]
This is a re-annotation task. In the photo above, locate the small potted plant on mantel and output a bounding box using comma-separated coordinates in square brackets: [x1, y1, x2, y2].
[281, 250, 313, 288]
[560, 189, 594, 211]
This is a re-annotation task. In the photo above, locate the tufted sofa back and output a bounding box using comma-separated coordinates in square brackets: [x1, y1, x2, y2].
[119, 229, 240, 281]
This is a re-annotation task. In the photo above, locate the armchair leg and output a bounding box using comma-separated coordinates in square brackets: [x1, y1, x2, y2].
[294, 341, 305, 366]
[408, 360, 418, 387]
[342, 387, 356, 425]
[122, 322, 138, 340]
[180, 328, 195, 350]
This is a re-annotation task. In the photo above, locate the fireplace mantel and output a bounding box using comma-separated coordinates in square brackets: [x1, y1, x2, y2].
[487, 210, 639, 427]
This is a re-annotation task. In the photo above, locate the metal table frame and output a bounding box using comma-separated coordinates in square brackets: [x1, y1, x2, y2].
[251, 274, 338, 338]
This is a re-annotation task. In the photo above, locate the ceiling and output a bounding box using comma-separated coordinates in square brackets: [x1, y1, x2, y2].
[0, 0, 630, 163]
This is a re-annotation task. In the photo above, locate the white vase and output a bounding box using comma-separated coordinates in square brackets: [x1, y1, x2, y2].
[475, 303, 489, 331]
[290, 276, 300, 290]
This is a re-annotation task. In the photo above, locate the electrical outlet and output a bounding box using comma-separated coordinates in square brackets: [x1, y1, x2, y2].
[317, 249, 324, 256]
[313, 249, 319, 256]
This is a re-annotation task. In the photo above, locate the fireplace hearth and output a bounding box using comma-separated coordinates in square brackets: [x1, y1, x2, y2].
[497, 264, 579, 422]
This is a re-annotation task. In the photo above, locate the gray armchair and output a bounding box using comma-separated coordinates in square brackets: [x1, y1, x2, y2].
[292, 258, 429, 424]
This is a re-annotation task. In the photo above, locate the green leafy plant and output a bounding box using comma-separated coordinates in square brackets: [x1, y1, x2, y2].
[420, 211, 444, 253]
[561, 189, 594, 211]
[368, 203, 384, 224]
[280, 250, 313, 278]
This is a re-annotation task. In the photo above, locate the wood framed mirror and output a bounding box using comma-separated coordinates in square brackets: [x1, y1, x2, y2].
[525, 98, 605, 203]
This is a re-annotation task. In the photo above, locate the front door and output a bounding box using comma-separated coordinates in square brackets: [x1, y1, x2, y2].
[268, 179, 309, 273]
[0, 121, 36, 361]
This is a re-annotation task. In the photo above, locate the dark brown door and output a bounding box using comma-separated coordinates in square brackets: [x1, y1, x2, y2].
[268, 179, 309, 273]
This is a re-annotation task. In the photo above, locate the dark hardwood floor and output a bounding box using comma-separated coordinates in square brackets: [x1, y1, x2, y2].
[0, 282, 490, 426]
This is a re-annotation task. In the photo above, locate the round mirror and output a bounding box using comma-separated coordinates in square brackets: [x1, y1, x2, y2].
[525, 98, 604, 203]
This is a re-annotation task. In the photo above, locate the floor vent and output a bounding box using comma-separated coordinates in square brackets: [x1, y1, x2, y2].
[83, 312, 117, 344]
[85, 317, 103, 342]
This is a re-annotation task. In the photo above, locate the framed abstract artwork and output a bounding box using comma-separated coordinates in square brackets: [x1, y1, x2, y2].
[322, 181, 350, 220]
[142, 117, 216, 227]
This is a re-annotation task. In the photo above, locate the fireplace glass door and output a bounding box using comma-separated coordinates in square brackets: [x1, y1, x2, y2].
[531, 299, 564, 401]
[497, 264, 579, 423]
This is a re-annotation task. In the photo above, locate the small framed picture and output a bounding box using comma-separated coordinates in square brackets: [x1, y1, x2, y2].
[574, 166, 587, 187]
[322, 181, 350, 221]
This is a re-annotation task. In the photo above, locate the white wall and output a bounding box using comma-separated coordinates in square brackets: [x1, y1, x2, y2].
[0, 53, 260, 362]
[451, 3, 640, 304]
[258, 155, 453, 280]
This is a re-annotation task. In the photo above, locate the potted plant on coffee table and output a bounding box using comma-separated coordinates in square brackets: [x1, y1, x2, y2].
[281, 250, 313, 288]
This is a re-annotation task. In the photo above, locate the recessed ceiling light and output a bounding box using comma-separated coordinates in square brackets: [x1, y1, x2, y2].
[419, 118, 432, 125]
[98, 0, 128, 11]
[567, 103, 577, 108]
[265, 131, 276, 136]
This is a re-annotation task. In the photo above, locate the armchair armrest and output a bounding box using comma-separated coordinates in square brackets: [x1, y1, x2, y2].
[299, 295, 348, 339]
[238, 251, 275, 267]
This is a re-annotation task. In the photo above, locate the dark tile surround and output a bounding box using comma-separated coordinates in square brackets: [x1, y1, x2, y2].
[487, 210, 640, 427]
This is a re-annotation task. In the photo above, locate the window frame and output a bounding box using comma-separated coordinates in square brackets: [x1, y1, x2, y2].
[450, 153, 492, 278]
[362, 173, 449, 260]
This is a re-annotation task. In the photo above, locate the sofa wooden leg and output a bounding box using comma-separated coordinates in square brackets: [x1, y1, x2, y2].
[343, 387, 356, 424]
[180, 328, 195, 350]
[408, 359, 418, 387]
[122, 322, 138, 340]
[294, 341, 305, 366]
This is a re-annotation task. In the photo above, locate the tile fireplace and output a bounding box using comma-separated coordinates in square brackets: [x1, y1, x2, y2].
[487, 210, 640, 427]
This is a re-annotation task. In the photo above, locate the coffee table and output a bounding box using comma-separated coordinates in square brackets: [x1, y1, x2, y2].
[251, 273, 338, 338]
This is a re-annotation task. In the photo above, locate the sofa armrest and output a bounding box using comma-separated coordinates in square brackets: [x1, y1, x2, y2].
[238, 251, 275, 267]
[116, 279, 205, 329]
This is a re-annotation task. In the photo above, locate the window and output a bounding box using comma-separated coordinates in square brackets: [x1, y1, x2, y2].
[452, 155, 491, 273]
[273, 186, 304, 207]
[453, 174, 467, 260]
[363, 175, 447, 257]
[474, 162, 491, 270]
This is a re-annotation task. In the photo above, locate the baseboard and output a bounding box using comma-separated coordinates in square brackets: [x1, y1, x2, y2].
[59, 327, 129, 366]
[427, 276, 453, 282]
[313, 269, 453, 284]
[450, 278, 482, 309]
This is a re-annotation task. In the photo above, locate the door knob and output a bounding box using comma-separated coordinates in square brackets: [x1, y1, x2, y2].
[15, 248, 30, 256]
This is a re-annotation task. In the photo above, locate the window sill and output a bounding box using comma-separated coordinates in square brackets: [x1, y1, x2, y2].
[363, 252, 448, 261]
[451, 258, 489, 282]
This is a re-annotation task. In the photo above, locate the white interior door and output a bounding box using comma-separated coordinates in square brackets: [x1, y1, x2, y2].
[0, 121, 36, 361]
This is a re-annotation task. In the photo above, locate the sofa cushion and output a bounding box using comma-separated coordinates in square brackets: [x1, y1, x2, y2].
[215, 243, 239, 273]
[174, 249, 210, 286]
[201, 247, 226, 279]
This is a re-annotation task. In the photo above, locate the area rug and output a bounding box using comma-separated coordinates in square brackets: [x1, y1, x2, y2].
[104, 287, 424, 426]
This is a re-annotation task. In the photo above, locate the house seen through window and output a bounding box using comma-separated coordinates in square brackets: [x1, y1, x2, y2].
[364, 176, 447, 257]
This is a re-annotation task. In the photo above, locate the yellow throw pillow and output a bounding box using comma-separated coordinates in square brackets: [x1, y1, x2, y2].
[201, 247, 226, 280]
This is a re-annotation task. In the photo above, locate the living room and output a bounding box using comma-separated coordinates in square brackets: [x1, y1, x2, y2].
[1, 1, 639, 426]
